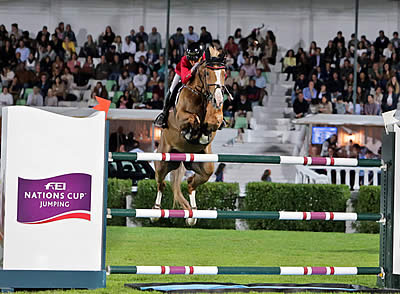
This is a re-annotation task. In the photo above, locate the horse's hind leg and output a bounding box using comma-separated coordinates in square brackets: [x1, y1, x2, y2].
[186, 161, 214, 226]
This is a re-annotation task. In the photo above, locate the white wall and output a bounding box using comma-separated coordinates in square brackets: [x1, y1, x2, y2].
[0, 0, 399, 52]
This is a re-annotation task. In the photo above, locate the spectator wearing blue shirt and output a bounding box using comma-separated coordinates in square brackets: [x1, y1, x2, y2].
[16, 40, 30, 62]
[184, 26, 199, 45]
[254, 68, 267, 89]
[302, 81, 317, 103]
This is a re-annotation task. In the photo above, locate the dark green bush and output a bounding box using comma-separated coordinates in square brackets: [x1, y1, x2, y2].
[107, 178, 132, 226]
[353, 186, 380, 233]
[133, 179, 239, 229]
[244, 182, 351, 232]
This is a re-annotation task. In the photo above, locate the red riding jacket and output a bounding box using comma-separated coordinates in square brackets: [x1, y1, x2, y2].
[175, 54, 205, 84]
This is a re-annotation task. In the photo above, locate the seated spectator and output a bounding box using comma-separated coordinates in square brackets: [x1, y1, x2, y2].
[145, 92, 163, 109]
[65, 24, 77, 44]
[294, 73, 308, 92]
[133, 66, 148, 96]
[109, 54, 122, 81]
[327, 71, 344, 94]
[317, 84, 331, 102]
[382, 85, 398, 112]
[374, 86, 384, 104]
[383, 42, 395, 61]
[118, 70, 132, 91]
[125, 55, 138, 78]
[234, 91, 253, 129]
[1, 66, 15, 87]
[335, 95, 347, 114]
[135, 42, 147, 63]
[99, 26, 115, 54]
[368, 62, 382, 88]
[364, 94, 380, 115]
[224, 69, 234, 89]
[148, 27, 162, 54]
[36, 73, 52, 97]
[346, 97, 363, 115]
[0, 87, 13, 105]
[223, 93, 236, 125]
[62, 36, 76, 60]
[320, 134, 337, 157]
[61, 67, 74, 91]
[241, 57, 256, 77]
[16, 40, 30, 62]
[52, 77, 66, 100]
[340, 59, 353, 80]
[116, 94, 133, 109]
[224, 36, 239, 58]
[126, 82, 141, 103]
[254, 68, 267, 90]
[67, 53, 81, 74]
[92, 81, 108, 99]
[122, 36, 136, 59]
[81, 34, 98, 58]
[292, 92, 309, 119]
[302, 81, 317, 103]
[185, 25, 199, 45]
[387, 75, 400, 94]
[310, 73, 322, 92]
[283, 49, 296, 81]
[95, 55, 110, 80]
[9, 77, 21, 102]
[147, 71, 159, 91]
[317, 96, 332, 114]
[246, 79, 262, 106]
[81, 55, 95, 79]
[45, 88, 58, 106]
[112, 35, 123, 54]
[27, 86, 43, 106]
[234, 69, 249, 89]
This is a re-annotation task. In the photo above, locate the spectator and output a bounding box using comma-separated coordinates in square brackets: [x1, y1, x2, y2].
[234, 69, 249, 89]
[134, 42, 147, 63]
[127, 82, 141, 103]
[364, 94, 380, 115]
[45, 88, 58, 106]
[264, 38, 277, 66]
[391, 32, 400, 51]
[246, 78, 262, 106]
[317, 95, 332, 114]
[235, 91, 253, 129]
[320, 134, 337, 157]
[92, 81, 108, 99]
[374, 86, 384, 104]
[109, 54, 122, 81]
[1, 66, 14, 87]
[95, 55, 110, 80]
[148, 27, 161, 54]
[185, 26, 199, 45]
[61, 67, 74, 91]
[383, 42, 395, 61]
[214, 163, 226, 182]
[223, 92, 236, 124]
[333, 31, 345, 47]
[261, 169, 272, 182]
[145, 92, 163, 109]
[199, 26, 212, 45]
[100, 26, 115, 53]
[224, 36, 239, 58]
[136, 25, 148, 44]
[81, 35, 98, 58]
[374, 30, 390, 56]
[0, 87, 13, 105]
[253, 68, 266, 89]
[122, 36, 136, 58]
[65, 24, 76, 44]
[67, 52, 80, 74]
[133, 66, 148, 96]
[116, 94, 133, 109]
[346, 97, 362, 115]
[11, 23, 22, 40]
[171, 27, 185, 56]
[283, 49, 296, 81]
[294, 73, 308, 91]
[292, 92, 309, 119]
[27, 86, 43, 106]
[317, 84, 331, 101]
[241, 57, 256, 77]
[16, 40, 29, 62]
[36, 73, 51, 97]
[112, 35, 123, 53]
[335, 95, 347, 114]
[52, 76, 66, 100]
[81, 55, 95, 79]
[382, 85, 398, 112]
[302, 81, 317, 103]
[118, 70, 132, 91]
[8, 77, 21, 102]
[36, 26, 50, 43]
[311, 47, 324, 69]
[387, 76, 400, 94]
[147, 71, 159, 91]
[62, 36, 76, 60]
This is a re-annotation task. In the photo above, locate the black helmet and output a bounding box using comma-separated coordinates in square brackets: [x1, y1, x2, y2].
[186, 42, 203, 61]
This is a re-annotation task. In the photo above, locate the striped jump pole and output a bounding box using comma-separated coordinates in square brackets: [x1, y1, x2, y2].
[107, 266, 383, 276]
[107, 208, 382, 222]
[110, 152, 382, 167]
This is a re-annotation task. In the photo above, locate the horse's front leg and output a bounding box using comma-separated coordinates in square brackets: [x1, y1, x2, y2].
[175, 109, 201, 141]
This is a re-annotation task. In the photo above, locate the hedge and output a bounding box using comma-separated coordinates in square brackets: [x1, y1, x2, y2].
[133, 179, 239, 229]
[244, 182, 351, 232]
[353, 186, 380, 233]
[107, 178, 132, 226]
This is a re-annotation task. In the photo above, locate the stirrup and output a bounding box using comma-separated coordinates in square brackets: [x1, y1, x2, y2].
[154, 112, 168, 128]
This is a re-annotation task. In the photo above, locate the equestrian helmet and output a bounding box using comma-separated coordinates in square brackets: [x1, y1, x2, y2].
[186, 42, 203, 61]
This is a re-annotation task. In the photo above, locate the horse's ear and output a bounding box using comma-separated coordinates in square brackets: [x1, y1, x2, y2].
[205, 47, 211, 61]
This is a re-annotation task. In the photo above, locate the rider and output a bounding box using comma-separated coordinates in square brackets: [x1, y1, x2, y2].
[154, 42, 205, 128]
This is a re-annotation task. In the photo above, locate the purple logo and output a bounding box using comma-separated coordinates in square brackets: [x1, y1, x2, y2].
[17, 173, 92, 224]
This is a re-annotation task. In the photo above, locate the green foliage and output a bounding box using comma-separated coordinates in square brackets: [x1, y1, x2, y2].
[133, 179, 239, 229]
[107, 178, 132, 226]
[244, 182, 351, 232]
[353, 186, 381, 233]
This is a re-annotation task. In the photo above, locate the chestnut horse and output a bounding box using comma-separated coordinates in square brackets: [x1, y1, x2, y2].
[153, 47, 226, 225]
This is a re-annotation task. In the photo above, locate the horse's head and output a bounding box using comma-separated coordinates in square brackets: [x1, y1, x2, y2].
[198, 47, 226, 109]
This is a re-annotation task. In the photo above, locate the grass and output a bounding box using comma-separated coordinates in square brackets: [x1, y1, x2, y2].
[20, 227, 380, 293]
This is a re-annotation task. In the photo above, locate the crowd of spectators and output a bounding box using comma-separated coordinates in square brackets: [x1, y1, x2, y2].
[290, 30, 400, 118]
[0, 22, 273, 119]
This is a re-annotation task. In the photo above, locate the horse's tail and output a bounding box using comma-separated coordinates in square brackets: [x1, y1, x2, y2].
[170, 163, 189, 209]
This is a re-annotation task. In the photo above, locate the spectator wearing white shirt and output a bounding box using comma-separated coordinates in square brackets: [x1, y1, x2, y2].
[45, 89, 58, 106]
[133, 67, 148, 96]
[184, 26, 199, 45]
[134, 42, 147, 63]
[1, 67, 15, 88]
[383, 43, 395, 61]
[122, 36, 136, 59]
[0, 87, 13, 105]
[16, 40, 30, 62]
[27, 86, 43, 106]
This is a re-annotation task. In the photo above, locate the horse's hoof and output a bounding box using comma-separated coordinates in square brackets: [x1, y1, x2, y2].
[186, 218, 197, 226]
[199, 134, 209, 145]
[150, 206, 160, 223]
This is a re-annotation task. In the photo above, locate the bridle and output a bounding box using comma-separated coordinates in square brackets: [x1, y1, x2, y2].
[183, 59, 227, 109]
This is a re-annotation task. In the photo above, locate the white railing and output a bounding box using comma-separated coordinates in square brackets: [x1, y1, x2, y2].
[295, 165, 330, 184]
[295, 166, 381, 190]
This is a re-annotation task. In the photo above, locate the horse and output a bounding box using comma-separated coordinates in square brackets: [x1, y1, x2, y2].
[153, 47, 226, 225]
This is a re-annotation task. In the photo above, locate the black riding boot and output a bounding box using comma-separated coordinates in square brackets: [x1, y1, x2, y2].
[154, 91, 172, 128]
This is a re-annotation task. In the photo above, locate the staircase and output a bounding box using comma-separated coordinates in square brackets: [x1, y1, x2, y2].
[211, 70, 306, 192]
